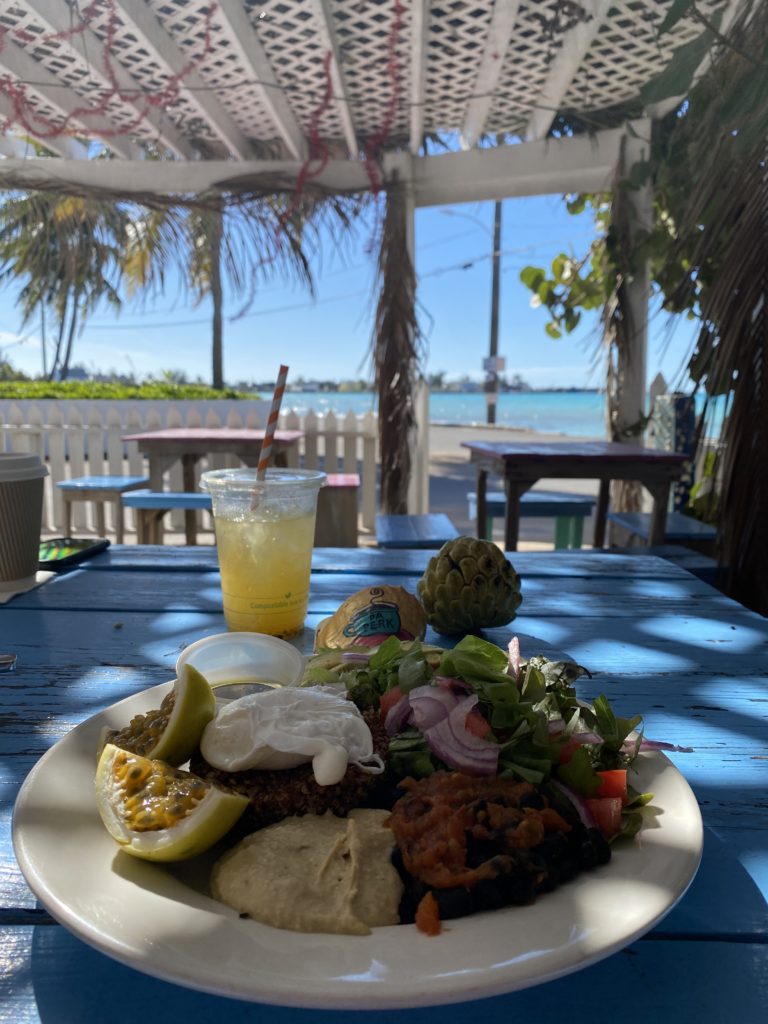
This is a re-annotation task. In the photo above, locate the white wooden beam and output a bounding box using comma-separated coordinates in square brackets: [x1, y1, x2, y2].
[0, 125, 639, 206]
[310, 0, 359, 158]
[409, 0, 429, 155]
[0, 154, 370, 196]
[525, 0, 613, 141]
[0, 40, 132, 160]
[24, 0, 196, 160]
[461, 1, 521, 149]
[613, 129, 653, 445]
[408, 123, 638, 206]
[111, 0, 256, 160]
[214, 0, 306, 160]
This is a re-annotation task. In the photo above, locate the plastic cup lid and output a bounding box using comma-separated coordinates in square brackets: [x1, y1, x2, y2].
[0, 454, 48, 482]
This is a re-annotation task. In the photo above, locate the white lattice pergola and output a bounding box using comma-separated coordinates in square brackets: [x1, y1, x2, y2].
[0, 1, 744, 197]
[0, 0, 749, 510]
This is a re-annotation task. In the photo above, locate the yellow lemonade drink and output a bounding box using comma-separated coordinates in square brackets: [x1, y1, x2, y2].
[201, 468, 326, 638]
[214, 513, 315, 635]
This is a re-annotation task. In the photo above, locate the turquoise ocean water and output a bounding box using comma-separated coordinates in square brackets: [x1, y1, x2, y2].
[282, 389, 721, 439]
[282, 390, 607, 437]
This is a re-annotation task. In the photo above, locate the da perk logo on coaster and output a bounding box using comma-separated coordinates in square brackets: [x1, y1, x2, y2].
[314, 586, 427, 650]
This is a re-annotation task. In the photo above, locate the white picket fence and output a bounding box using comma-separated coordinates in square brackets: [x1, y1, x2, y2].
[0, 399, 384, 538]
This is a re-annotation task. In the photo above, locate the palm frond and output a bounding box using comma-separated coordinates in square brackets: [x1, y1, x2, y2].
[652, 0, 768, 613]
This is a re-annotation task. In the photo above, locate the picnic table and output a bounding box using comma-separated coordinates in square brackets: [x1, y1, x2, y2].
[122, 427, 304, 542]
[462, 440, 689, 551]
[123, 427, 304, 489]
[1, 546, 767, 1022]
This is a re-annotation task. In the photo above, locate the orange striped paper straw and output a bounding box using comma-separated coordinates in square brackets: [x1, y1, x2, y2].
[257, 364, 289, 480]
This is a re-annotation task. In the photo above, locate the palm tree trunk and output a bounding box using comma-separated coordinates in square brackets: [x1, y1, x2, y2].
[49, 293, 69, 381]
[60, 294, 80, 381]
[372, 178, 423, 514]
[40, 306, 47, 379]
[210, 204, 224, 390]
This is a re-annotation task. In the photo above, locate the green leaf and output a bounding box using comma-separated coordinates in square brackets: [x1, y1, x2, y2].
[565, 195, 587, 215]
[449, 634, 511, 674]
[545, 322, 562, 339]
[624, 160, 653, 190]
[519, 265, 545, 290]
[555, 746, 602, 796]
[368, 635, 402, 669]
[639, 28, 714, 106]
[397, 647, 432, 692]
[658, 0, 696, 35]
[563, 307, 581, 333]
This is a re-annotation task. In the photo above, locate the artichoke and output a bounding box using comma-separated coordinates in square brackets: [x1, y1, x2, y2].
[416, 536, 522, 635]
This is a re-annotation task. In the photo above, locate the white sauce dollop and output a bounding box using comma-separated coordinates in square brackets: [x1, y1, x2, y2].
[199, 686, 384, 786]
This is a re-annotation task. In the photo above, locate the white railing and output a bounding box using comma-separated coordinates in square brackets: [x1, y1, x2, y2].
[0, 399, 382, 538]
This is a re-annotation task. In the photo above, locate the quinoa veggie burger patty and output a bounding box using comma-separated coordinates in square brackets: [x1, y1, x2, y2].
[189, 709, 390, 829]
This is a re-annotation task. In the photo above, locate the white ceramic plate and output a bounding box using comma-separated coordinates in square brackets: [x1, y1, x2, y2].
[13, 681, 703, 1010]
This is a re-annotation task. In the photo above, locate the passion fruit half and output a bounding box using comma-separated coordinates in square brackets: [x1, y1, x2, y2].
[104, 664, 216, 766]
[95, 743, 249, 862]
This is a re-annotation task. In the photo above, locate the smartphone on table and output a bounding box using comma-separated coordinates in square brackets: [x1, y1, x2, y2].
[38, 537, 110, 570]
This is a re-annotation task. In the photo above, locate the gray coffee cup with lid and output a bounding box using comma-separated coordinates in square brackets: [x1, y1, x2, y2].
[0, 454, 48, 590]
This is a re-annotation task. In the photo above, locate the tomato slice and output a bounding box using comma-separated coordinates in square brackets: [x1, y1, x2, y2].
[464, 707, 493, 739]
[596, 769, 628, 805]
[379, 685, 404, 718]
[585, 796, 624, 840]
[557, 737, 585, 764]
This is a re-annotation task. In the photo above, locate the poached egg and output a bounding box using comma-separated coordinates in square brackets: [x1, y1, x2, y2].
[199, 686, 383, 786]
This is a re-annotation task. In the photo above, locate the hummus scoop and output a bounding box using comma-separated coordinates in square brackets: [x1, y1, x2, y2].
[199, 686, 384, 786]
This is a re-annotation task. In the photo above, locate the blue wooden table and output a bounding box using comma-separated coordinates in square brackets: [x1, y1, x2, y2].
[1, 546, 767, 1022]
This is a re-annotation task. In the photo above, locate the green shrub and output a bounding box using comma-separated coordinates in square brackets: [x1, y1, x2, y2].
[0, 381, 256, 401]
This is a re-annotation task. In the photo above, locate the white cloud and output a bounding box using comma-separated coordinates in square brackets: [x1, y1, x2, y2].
[0, 330, 41, 351]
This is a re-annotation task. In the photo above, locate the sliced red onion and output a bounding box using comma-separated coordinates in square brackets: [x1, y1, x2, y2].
[625, 738, 695, 754]
[570, 731, 602, 746]
[548, 719, 566, 736]
[434, 675, 472, 694]
[507, 636, 522, 681]
[422, 696, 498, 776]
[408, 685, 461, 731]
[384, 692, 414, 735]
[340, 651, 372, 663]
[550, 779, 597, 829]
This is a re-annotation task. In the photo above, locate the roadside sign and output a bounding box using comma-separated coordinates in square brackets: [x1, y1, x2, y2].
[483, 356, 506, 372]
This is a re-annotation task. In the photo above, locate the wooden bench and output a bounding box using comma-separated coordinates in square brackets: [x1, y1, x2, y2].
[467, 490, 597, 549]
[121, 490, 212, 545]
[315, 473, 360, 547]
[376, 513, 460, 549]
[125, 475, 361, 547]
[607, 510, 717, 548]
[57, 475, 149, 544]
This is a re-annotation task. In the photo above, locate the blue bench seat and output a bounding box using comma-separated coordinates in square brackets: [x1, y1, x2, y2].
[122, 490, 212, 545]
[376, 513, 459, 549]
[607, 510, 717, 545]
[467, 490, 597, 549]
[57, 475, 149, 544]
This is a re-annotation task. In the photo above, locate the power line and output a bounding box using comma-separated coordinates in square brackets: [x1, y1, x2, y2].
[85, 235, 594, 331]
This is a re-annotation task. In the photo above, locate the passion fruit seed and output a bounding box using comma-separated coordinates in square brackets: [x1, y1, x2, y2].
[111, 748, 208, 832]
[103, 665, 216, 767]
[109, 692, 177, 757]
[95, 743, 249, 862]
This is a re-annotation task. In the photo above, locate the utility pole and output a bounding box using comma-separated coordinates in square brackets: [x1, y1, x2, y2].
[486, 200, 502, 424]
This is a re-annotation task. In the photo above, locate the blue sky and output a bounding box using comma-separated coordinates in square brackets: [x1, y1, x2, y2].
[0, 193, 696, 390]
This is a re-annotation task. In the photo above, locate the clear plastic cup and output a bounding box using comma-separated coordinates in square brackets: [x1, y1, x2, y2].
[200, 467, 325, 637]
[0, 454, 48, 591]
